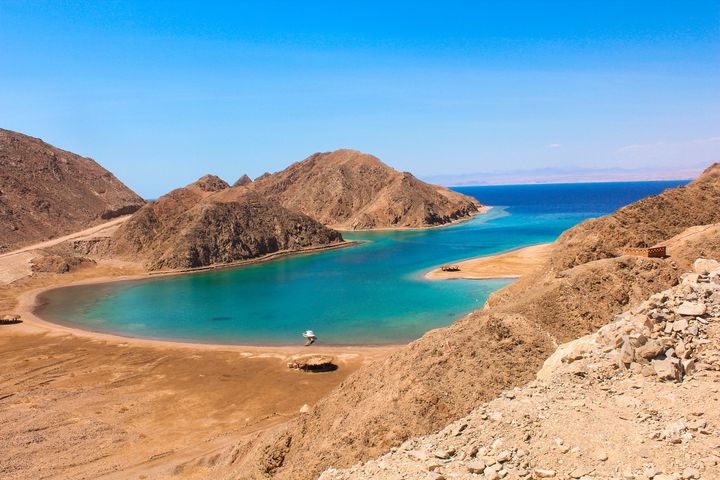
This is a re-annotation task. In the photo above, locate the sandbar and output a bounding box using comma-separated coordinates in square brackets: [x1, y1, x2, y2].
[425, 243, 552, 280]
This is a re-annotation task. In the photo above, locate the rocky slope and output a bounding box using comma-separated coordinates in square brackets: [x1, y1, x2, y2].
[321, 259, 720, 480]
[111, 175, 344, 270]
[205, 165, 720, 480]
[249, 149, 482, 229]
[0, 129, 145, 252]
[551, 163, 720, 270]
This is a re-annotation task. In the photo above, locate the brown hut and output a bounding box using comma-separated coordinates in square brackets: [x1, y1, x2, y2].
[622, 246, 667, 258]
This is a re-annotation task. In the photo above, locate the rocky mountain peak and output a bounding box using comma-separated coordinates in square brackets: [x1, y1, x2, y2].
[233, 174, 253, 187]
[190, 174, 229, 192]
[249, 149, 482, 229]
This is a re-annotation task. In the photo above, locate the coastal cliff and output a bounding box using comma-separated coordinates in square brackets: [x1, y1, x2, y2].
[249, 149, 482, 229]
[111, 175, 344, 270]
[219, 164, 720, 479]
[0, 129, 145, 252]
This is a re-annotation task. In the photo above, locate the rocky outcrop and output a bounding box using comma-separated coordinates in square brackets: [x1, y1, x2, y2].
[0, 129, 145, 252]
[192, 174, 230, 192]
[30, 255, 96, 274]
[216, 165, 720, 480]
[249, 149, 482, 229]
[321, 260, 720, 480]
[111, 176, 344, 270]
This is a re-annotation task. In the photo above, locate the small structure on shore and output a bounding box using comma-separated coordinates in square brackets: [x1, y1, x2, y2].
[440, 265, 461, 272]
[622, 246, 667, 258]
[287, 355, 337, 372]
[0, 314, 21, 325]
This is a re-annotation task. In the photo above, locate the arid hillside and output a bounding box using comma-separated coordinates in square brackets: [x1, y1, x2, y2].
[209, 164, 720, 480]
[322, 261, 720, 480]
[0, 129, 145, 252]
[250, 149, 482, 229]
[112, 175, 344, 270]
[551, 163, 720, 270]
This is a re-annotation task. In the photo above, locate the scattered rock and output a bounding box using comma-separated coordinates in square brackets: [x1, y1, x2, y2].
[676, 302, 707, 317]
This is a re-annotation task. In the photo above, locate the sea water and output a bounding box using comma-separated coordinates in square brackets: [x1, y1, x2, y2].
[36, 180, 687, 345]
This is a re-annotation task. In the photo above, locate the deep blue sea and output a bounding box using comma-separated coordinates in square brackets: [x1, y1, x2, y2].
[37, 180, 687, 345]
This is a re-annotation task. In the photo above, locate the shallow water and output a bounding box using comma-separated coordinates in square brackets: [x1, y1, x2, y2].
[37, 180, 687, 345]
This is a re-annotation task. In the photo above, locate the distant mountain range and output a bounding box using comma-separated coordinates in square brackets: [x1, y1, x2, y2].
[423, 164, 705, 187]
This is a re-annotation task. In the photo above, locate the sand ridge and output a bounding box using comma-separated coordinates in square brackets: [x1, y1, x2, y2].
[425, 243, 553, 280]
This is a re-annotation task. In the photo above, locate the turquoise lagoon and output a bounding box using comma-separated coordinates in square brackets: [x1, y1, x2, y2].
[36, 181, 687, 345]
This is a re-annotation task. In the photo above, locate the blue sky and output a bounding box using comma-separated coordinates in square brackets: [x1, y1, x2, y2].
[1, 1, 719, 197]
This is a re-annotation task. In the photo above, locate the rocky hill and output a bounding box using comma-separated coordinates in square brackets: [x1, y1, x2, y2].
[321, 259, 720, 480]
[249, 149, 482, 229]
[111, 175, 344, 270]
[205, 164, 720, 479]
[0, 129, 145, 252]
[551, 163, 720, 270]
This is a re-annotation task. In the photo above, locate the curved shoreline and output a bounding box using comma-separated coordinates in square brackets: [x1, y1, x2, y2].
[10, 240, 396, 355]
[15, 209, 497, 350]
[17, 284, 399, 355]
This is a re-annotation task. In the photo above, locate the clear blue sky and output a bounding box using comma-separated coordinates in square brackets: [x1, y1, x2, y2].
[1, 1, 719, 197]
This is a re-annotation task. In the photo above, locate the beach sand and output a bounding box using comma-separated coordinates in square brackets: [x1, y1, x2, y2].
[425, 243, 553, 280]
[0, 263, 395, 479]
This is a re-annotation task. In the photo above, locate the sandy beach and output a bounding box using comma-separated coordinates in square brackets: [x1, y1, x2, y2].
[0, 260, 395, 479]
[425, 243, 553, 280]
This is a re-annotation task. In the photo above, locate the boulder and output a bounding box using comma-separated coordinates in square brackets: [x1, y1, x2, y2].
[652, 357, 683, 382]
[676, 302, 707, 317]
[287, 355, 337, 372]
[693, 258, 720, 274]
[636, 340, 665, 361]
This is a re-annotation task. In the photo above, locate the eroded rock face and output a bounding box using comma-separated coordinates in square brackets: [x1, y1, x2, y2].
[111, 176, 344, 270]
[249, 149, 482, 229]
[0, 129, 145, 252]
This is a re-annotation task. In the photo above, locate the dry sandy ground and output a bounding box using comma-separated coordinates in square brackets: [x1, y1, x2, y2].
[0, 329, 390, 480]
[425, 243, 553, 280]
[0, 216, 130, 285]
[0, 256, 393, 479]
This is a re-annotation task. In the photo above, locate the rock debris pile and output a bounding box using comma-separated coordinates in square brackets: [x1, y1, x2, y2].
[320, 258, 720, 480]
